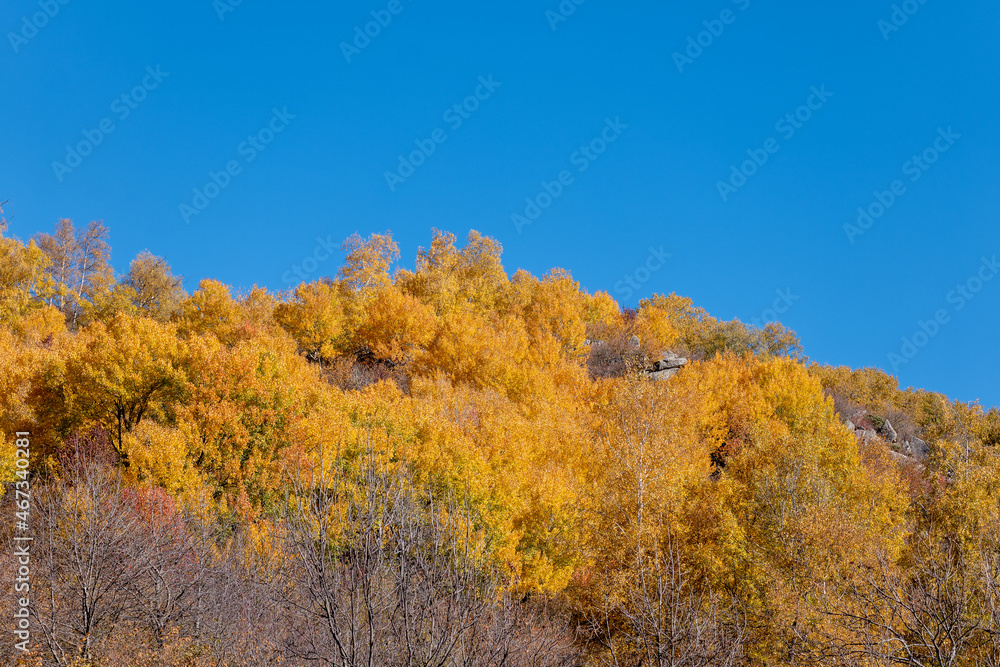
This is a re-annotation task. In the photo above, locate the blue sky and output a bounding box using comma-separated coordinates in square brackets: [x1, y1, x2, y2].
[2, 0, 998, 406]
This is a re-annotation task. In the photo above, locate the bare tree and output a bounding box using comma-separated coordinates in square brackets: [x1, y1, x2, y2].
[118, 486, 200, 650]
[277, 440, 580, 667]
[0, 199, 10, 233]
[820, 530, 998, 667]
[32, 219, 77, 315]
[32, 219, 113, 325]
[31, 432, 157, 664]
[29, 431, 214, 665]
[981, 525, 1000, 667]
[122, 251, 186, 321]
[191, 526, 286, 666]
[585, 528, 745, 667]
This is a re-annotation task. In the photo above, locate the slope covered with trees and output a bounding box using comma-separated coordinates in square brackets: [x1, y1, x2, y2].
[1, 218, 998, 666]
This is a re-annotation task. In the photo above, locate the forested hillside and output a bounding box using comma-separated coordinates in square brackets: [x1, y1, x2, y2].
[2, 217, 998, 666]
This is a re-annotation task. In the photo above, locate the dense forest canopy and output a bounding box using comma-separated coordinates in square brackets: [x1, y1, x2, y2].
[1, 217, 999, 665]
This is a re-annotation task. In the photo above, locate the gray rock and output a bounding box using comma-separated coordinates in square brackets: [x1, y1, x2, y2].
[627, 335, 641, 351]
[845, 419, 856, 432]
[887, 449, 912, 464]
[645, 351, 688, 379]
[849, 408, 867, 423]
[648, 368, 679, 382]
[653, 352, 688, 371]
[887, 450, 925, 468]
[878, 420, 898, 443]
[908, 437, 929, 460]
[655, 358, 687, 371]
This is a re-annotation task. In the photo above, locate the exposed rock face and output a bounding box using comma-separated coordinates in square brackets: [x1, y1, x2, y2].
[843, 415, 929, 464]
[647, 351, 688, 381]
[653, 352, 689, 371]
[857, 428, 879, 442]
[902, 437, 930, 459]
[878, 420, 898, 444]
[584, 336, 689, 381]
[887, 449, 921, 466]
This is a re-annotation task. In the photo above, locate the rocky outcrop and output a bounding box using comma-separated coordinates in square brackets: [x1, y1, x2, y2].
[842, 414, 928, 464]
[900, 436, 929, 459]
[854, 427, 879, 442]
[584, 336, 689, 381]
[878, 420, 898, 444]
[652, 352, 688, 371]
[647, 351, 688, 381]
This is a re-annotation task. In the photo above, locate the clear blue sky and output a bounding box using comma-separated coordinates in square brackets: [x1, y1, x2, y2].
[2, 0, 998, 406]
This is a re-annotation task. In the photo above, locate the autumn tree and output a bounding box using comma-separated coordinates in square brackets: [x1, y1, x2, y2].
[397, 229, 508, 316]
[512, 268, 589, 361]
[0, 232, 54, 330]
[33, 219, 114, 326]
[53, 313, 186, 464]
[975, 408, 1000, 447]
[346, 284, 436, 367]
[121, 251, 186, 321]
[338, 231, 399, 294]
[0, 328, 35, 486]
[636, 293, 715, 358]
[273, 279, 345, 362]
[620, 353, 912, 661]
[278, 442, 580, 666]
[175, 331, 317, 516]
[580, 371, 745, 666]
[174, 279, 242, 343]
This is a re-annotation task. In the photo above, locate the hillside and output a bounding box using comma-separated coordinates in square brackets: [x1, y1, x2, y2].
[2, 219, 999, 666]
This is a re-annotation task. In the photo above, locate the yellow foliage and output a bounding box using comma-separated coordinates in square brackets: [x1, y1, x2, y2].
[4, 225, 990, 664]
[121, 421, 206, 502]
[513, 269, 589, 360]
[175, 330, 320, 516]
[274, 280, 345, 361]
[338, 231, 398, 293]
[415, 310, 531, 398]
[637, 292, 717, 353]
[583, 290, 622, 327]
[60, 313, 185, 459]
[633, 301, 681, 352]
[398, 229, 508, 316]
[175, 279, 242, 342]
[347, 285, 436, 365]
[0, 236, 52, 325]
